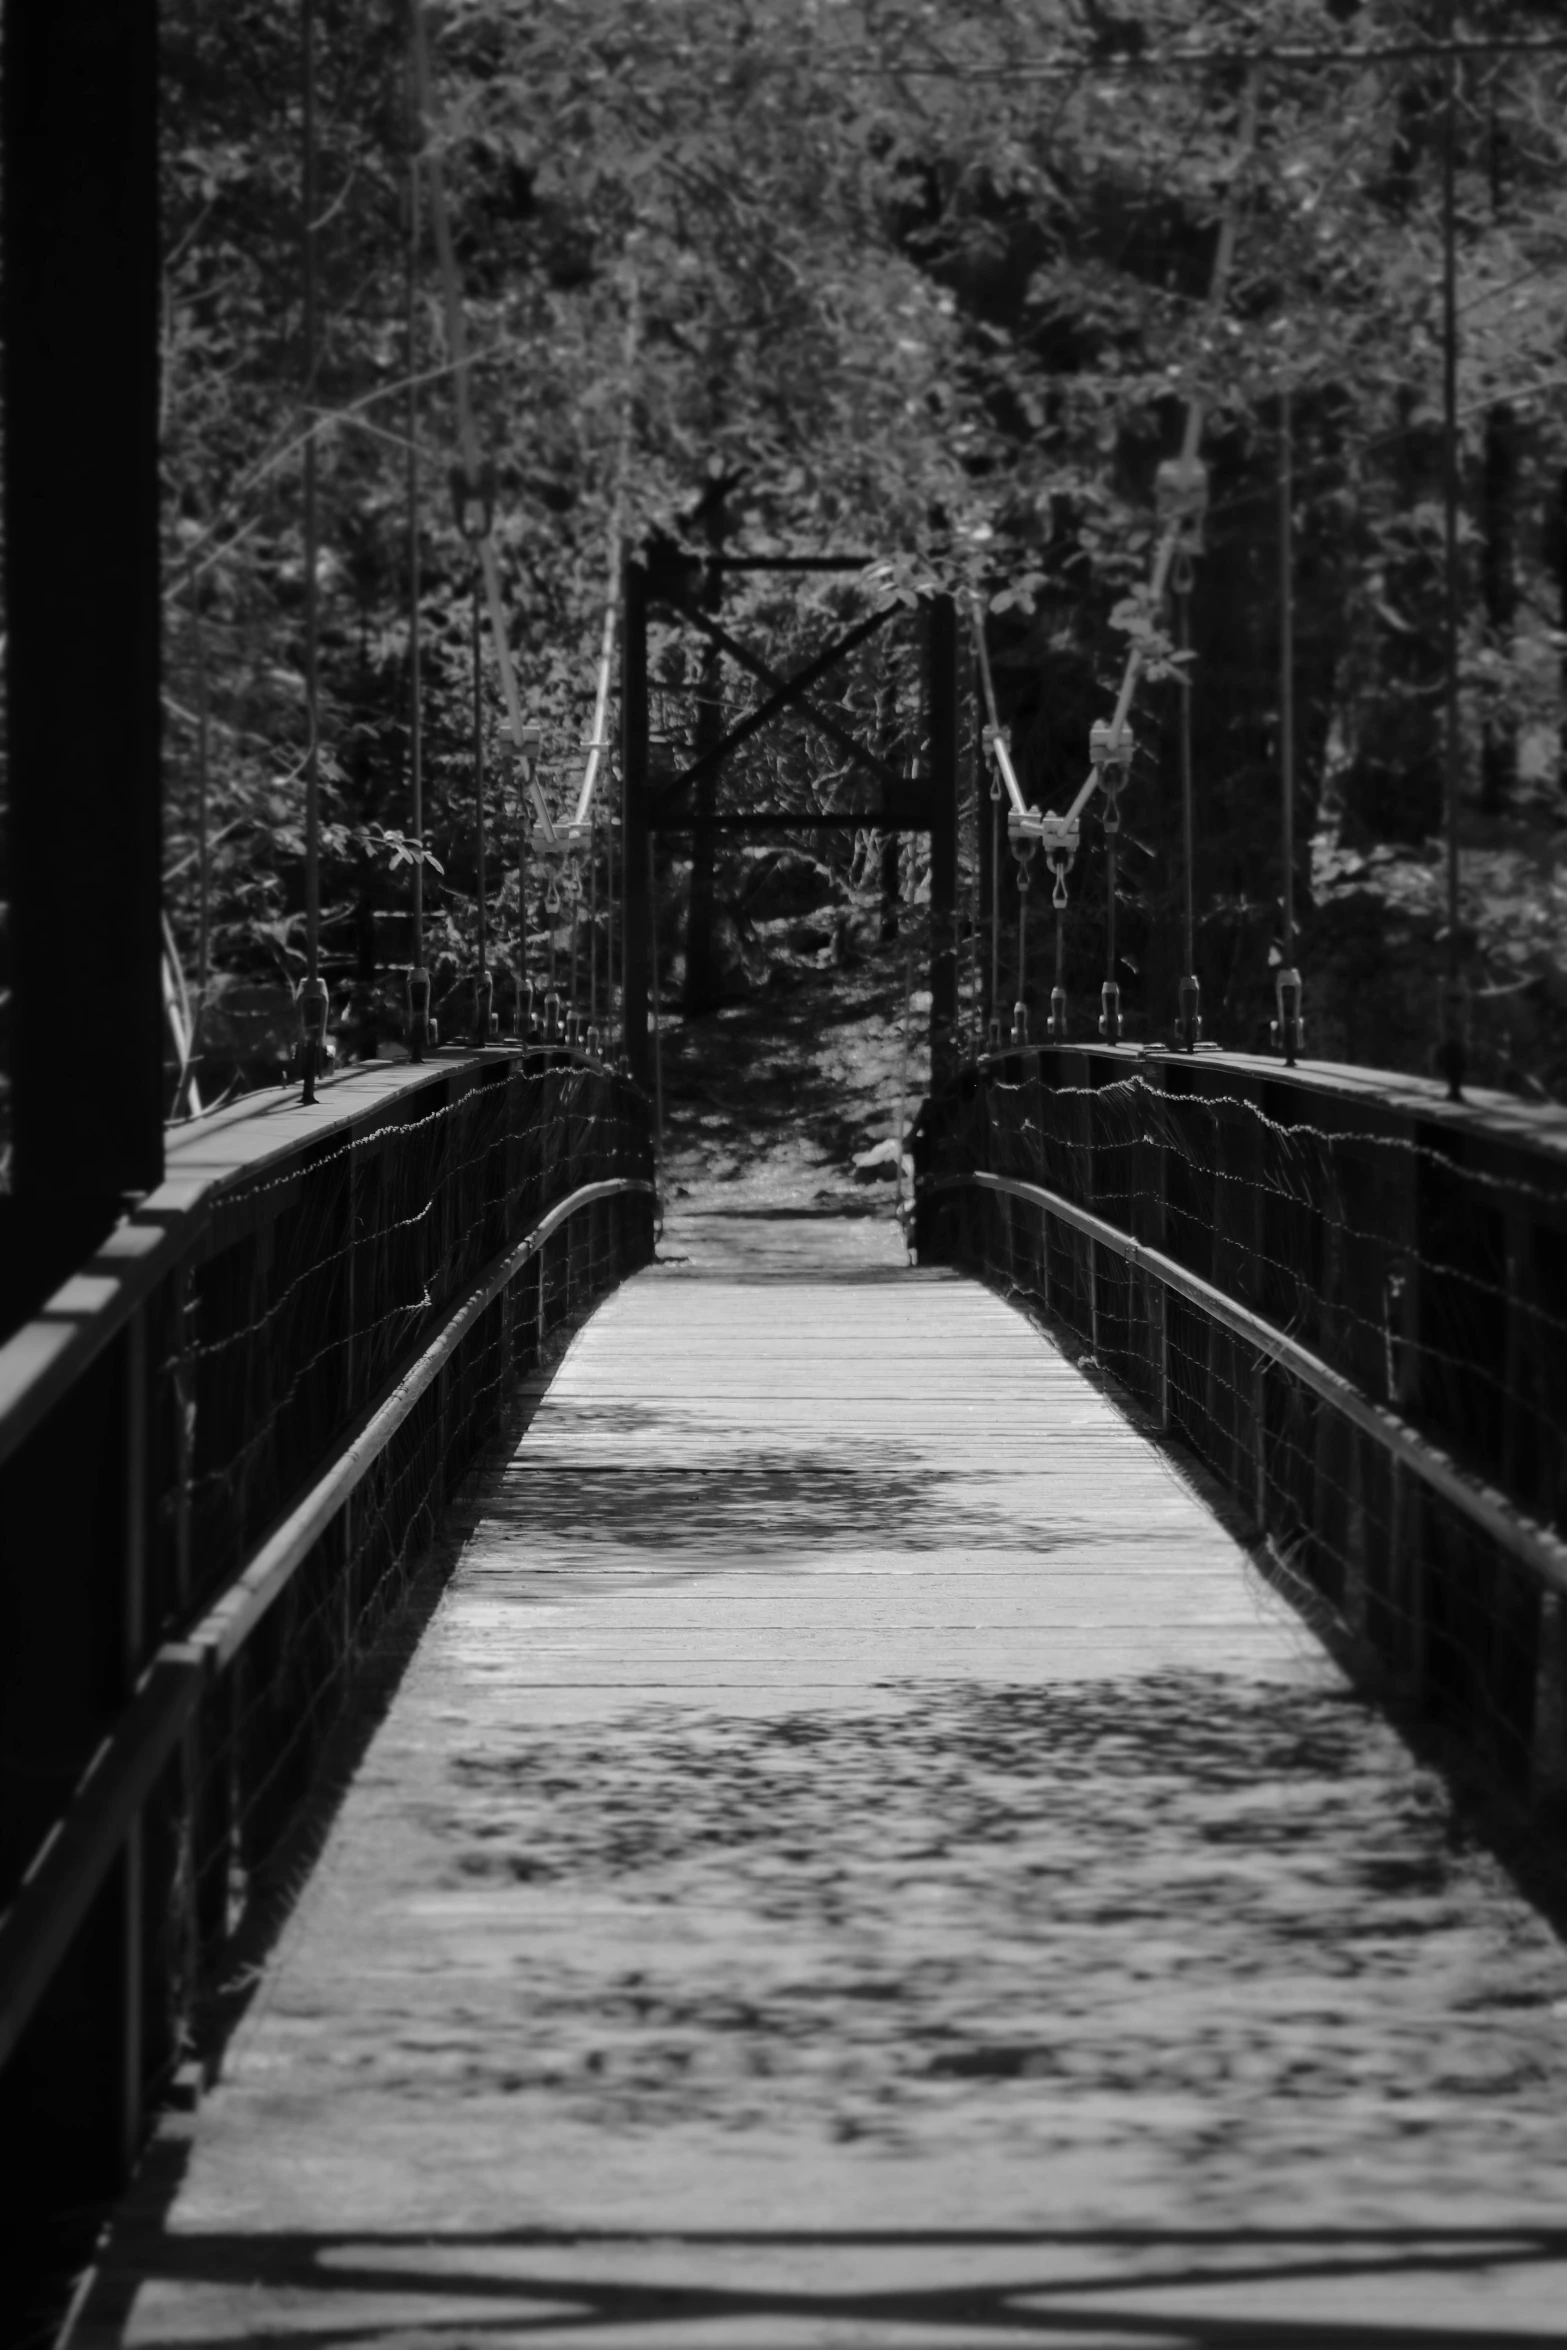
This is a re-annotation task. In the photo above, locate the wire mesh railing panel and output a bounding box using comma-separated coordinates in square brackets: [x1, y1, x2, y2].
[918, 1044, 1567, 1797]
[0, 1048, 656, 2206]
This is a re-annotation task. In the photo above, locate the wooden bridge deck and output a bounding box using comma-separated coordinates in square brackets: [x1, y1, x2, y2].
[72, 1215, 1567, 2347]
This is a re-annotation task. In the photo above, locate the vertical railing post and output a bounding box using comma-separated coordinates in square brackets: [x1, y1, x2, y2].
[620, 559, 652, 1093]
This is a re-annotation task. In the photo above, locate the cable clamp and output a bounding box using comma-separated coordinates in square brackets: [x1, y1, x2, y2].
[529, 819, 592, 861]
[449, 460, 496, 543]
[1090, 720, 1134, 835]
[1155, 452, 1209, 556]
[982, 722, 1012, 802]
[472, 969, 499, 1044]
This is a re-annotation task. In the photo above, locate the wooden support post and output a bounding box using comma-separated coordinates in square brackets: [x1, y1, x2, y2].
[1251, 1356, 1268, 1532]
[4, 0, 163, 1213]
[927, 594, 960, 1087]
[621, 560, 652, 1094]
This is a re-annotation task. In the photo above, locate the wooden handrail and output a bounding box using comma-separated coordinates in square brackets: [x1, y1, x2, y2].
[0, 1173, 655, 2075]
[0, 1047, 645, 1475]
[927, 1168, 1567, 1602]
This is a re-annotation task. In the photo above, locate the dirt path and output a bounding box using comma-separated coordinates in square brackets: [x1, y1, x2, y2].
[653, 936, 933, 1217]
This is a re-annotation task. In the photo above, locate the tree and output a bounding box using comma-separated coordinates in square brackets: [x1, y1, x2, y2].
[65, 0, 1567, 1096]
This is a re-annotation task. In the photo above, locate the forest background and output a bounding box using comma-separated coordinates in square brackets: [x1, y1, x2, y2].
[7, 0, 1567, 1118]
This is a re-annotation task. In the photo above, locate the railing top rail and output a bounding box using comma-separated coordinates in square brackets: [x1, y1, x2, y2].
[930, 1167, 1567, 1603]
[0, 1046, 643, 1476]
[0, 1167, 655, 2078]
[970, 1040, 1567, 1165]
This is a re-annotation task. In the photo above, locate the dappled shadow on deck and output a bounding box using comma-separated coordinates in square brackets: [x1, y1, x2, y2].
[419, 1679, 1567, 2172]
[72, 2139, 1567, 2350]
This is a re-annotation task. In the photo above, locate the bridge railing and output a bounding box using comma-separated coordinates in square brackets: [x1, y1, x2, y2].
[916, 1043, 1567, 1798]
[0, 1047, 655, 2244]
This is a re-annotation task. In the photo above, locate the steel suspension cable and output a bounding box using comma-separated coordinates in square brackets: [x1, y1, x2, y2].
[188, 547, 211, 1073]
[989, 786, 1001, 1046]
[572, 274, 640, 835]
[569, 863, 580, 1042]
[1440, 10, 1465, 1101]
[405, 55, 428, 1061]
[298, 0, 326, 1102]
[1275, 381, 1301, 1065]
[647, 833, 664, 1172]
[606, 810, 619, 1066]
[1176, 580, 1200, 1050]
[409, 2, 553, 844]
[472, 561, 491, 1038]
[1101, 789, 1120, 1046]
[969, 812, 981, 1054]
[582, 817, 594, 1038]
[516, 801, 532, 1039]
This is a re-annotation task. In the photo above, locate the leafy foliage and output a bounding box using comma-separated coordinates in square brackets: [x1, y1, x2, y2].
[150, 0, 1567, 1084]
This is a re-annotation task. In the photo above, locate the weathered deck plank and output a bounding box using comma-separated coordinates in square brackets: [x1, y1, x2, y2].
[72, 1214, 1567, 2346]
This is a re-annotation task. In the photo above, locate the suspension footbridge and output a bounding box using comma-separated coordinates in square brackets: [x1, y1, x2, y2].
[6, 11, 1567, 2347]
